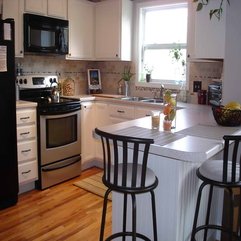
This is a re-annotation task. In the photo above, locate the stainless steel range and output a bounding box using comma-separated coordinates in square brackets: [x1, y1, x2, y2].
[17, 75, 81, 189]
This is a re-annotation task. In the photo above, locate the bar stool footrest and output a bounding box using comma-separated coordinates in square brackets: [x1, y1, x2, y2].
[106, 231, 151, 241]
[192, 224, 240, 241]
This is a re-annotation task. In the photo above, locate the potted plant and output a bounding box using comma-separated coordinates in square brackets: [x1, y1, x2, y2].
[144, 64, 154, 82]
[118, 66, 135, 96]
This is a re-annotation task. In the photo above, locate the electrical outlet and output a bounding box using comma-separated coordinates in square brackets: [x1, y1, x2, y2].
[193, 81, 202, 92]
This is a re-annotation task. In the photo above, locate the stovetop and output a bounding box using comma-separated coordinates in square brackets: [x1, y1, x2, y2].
[17, 74, 80, 109]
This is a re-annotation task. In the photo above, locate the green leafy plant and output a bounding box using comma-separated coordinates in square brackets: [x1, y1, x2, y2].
[119, 66, 135, 82]
[144, 64, 154, 74]
[169, 44, 186, 78]
[169, 44, 186, 68]
[193, 0, 230, 20]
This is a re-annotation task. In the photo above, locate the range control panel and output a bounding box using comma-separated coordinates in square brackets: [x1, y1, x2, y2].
[16, 75, 58, 89]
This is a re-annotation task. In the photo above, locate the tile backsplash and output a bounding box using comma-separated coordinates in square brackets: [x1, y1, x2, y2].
[17, 55, 134, 96]
[17, 55, 223, 104]
[187, 61, 223, 104]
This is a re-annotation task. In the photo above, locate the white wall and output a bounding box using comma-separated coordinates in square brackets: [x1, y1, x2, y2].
[222, 0, 241, 104]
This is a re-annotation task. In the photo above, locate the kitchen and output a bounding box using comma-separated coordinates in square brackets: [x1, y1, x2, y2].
[0, 0, 241, 240]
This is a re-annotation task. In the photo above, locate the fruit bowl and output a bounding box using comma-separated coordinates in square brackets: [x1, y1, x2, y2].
[212, 106, 241, 126]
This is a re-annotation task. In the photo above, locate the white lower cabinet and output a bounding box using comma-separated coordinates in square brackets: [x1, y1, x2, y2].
[94, 102, 111, 161]
[81, 101, 96, 169]
[109, 103, 135, 124]
[134, 106, 161, 119]
[16, 107, 38, 185]
[81, 100, 162, 167]
[18, 161, 38, 184]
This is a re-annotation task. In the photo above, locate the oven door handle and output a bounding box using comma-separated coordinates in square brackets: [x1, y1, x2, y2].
[42, 156, 81, 172]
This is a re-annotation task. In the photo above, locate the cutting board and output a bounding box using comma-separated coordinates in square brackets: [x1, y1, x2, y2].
[92, 93, 124, 98]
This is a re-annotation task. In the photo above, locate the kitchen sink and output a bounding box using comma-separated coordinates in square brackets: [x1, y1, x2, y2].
[140, 98, 163, 104]
[120, 96, 149, 101]
[120, 96, 163, 104]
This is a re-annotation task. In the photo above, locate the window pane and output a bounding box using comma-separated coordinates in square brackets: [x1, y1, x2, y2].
[144, 7, 187, 44]
[144, 48, 186, 81]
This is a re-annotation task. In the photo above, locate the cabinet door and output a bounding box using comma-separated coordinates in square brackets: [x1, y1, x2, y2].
[47, 0, 67, 19]
[24, 0, 47, 15]
[135, 107, 154, 119]
[94, 102, 110, 160]
[109, 103, 135, 122]
[95, 0, 121, 60]
[67, 0, 95, 60]
[194, 0, 226, 59]
[3, 0, 24, 57]
[81, 102, 96, 167]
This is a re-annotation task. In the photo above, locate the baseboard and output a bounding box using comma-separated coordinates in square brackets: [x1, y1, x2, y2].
[82, 159, 103, 171]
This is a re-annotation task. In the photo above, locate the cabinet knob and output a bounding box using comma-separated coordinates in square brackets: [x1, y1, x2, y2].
[116, 54, 119, 57]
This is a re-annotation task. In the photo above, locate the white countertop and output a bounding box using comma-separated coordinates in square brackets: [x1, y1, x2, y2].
[16, 100, 37, 108]
[99, 104, 241, 163]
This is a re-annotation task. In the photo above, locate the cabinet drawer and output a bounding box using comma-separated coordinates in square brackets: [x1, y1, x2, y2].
[18, 161, 38, 184]
[17, 140, 37, 162]
[17, 125, 36, 141]
[109, 104, 134, 119]
[16, 109, 36, 125]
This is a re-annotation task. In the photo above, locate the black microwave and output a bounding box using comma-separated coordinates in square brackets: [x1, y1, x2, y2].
[24, 13, 69, 55]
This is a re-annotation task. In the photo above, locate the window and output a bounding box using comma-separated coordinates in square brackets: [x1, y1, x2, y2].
[136, 1, 188, 87]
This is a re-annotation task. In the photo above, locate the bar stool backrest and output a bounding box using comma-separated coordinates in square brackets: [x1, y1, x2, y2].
[95, 128, 154, 190]
[222, 135, 241, 184]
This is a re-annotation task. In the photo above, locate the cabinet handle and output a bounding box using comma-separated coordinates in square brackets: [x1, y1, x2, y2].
[117, 110, 125, 113]
[20, 116, 30, 120]
[22, 170, 31, 175]
[21, 149, 31, 153]
[20, 131, 30, 136]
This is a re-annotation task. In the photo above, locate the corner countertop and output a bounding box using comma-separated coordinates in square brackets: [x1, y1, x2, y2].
[16, 100, 37, 109]
[98, 104, 241, 163]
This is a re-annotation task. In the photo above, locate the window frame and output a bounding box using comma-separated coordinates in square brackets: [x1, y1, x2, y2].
[133, 0, 188, 90]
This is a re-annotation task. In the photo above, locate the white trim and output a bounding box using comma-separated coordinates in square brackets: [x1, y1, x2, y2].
[133, 0, 188, 89]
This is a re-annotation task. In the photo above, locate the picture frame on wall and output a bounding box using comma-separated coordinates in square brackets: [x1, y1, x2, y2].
[87, 69, 102, 93]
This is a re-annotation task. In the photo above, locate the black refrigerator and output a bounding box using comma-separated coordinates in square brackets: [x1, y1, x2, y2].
[0, 18, 18, 209]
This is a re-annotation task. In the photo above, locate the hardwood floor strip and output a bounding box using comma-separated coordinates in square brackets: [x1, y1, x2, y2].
[0, 167, 111, 241]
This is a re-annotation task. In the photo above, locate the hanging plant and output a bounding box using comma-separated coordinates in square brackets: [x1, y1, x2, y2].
[193, 0, 230, 20]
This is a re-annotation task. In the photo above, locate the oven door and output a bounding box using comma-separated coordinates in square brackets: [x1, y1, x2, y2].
[39, 109, 81, 166]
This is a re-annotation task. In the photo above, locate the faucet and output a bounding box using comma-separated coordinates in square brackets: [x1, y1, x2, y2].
[159, 84, 165, 99]
[151, 84, 165, 99]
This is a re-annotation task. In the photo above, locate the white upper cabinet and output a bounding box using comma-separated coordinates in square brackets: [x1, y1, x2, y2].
[95, 0, 133, 60]
[3, 0, 24, 58]
[24, 0, 47, 15]
[24, 0, 67, 19]
[193, 0, 226, 59]
[47, 0, 67, 19]
[67, 0, 95, 60]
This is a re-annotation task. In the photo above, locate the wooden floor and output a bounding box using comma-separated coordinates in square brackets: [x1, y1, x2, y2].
[0, 167, 111, 241]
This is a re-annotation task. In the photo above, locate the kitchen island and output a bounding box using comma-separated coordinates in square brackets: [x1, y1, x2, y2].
[98, 104, 241, 241]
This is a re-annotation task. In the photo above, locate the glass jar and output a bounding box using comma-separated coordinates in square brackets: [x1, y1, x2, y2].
[63, 77, 75, 96]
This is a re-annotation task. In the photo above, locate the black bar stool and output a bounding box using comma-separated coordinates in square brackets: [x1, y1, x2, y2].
[191, 135, 241, 241]
[95, 128, 158, 241]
